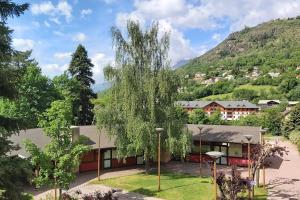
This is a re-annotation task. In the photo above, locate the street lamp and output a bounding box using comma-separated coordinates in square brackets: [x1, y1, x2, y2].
[206, 151, 224, 200]
[260, 128, 268, 189]
[97, 129, 101, 181]
[198, 126, 203, 177]
[244, 134, 253, 199]
[156, 127, 164, 192]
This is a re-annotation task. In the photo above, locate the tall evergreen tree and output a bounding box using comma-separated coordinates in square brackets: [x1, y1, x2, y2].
[0, 1, 31, 199]
[96, 21, 191, 172]
[68, 45, 96, 125]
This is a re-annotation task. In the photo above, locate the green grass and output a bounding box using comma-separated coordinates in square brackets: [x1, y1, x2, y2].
[91, 172, 267, 200]
[202, 84, 276, 100]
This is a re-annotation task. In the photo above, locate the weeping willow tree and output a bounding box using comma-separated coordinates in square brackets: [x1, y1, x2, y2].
[96, 21, 191, 171]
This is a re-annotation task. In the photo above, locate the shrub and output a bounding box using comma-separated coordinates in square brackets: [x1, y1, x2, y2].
[289, 130, 300, 144]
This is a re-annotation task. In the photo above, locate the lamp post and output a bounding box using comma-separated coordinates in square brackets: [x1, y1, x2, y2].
[97, 129, 101, 181]
[206, 151, 224, 200]
[260, 128, 268, 189]
[198, 126, 203, 177]
[244, 134, 253, 200]
[156, 127, 164, 192]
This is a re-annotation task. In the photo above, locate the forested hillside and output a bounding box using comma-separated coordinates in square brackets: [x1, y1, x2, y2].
[178, 17, 300, 102]
[180, 17, 300, 76]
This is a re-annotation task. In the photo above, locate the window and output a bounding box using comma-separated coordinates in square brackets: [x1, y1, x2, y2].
[137, 156, 144, 165]
[103, 149, 112, 169]
[228, 143, 242, 157]
[112, 149, 117, 159]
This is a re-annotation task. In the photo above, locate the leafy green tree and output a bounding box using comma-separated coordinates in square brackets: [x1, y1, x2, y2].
[96, 21, 190, 171]
[0, 1, 31, 199]
[17, 64, 57, 128]
[53, 72, 82, 124]
[188, 109, 209, 124]
[279, 77, 298, 94]
[69, 45, 96, 125]
[233, 114, 262, 126]
[262, 107, 283, 135]
[208, 109, 225, 125]
[282, 103, 300, 137]
[25, 100, 90, 199]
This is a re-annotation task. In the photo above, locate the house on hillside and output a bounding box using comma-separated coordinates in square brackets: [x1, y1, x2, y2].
[9, 125, 263, 170]
[268, 72, 280, 78]
[175, 100, 259, 120]
[258, 100, 299, 109]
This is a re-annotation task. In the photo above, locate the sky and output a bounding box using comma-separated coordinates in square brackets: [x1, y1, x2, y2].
[8, 0, 300, 87]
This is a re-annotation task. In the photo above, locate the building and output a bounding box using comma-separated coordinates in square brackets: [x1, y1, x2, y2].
[9, 126, 145, 172]
[175, 100, 259, 120]
[9, 124, 262, 170]
[258, 100, 299, 109]
[186, 124, 262, 166]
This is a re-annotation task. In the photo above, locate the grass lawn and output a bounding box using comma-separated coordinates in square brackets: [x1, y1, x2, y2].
[202, 84, 277, 101]
[90, 172, 267, 200]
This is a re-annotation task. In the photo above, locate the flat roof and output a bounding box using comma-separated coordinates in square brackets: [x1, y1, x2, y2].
[187, 124, 261, 144]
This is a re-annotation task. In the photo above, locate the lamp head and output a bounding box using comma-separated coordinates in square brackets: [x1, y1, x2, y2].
[206, 151, 224, 160]
[198, 126, 203, 132]
[155, 128, 164, 133]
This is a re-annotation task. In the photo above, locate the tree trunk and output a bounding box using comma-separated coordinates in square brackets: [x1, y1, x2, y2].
[59, 188, 62, 199]
[145, 153, 150, 174]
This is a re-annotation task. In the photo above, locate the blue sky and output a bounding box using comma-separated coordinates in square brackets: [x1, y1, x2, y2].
[9, 0, 300, 86]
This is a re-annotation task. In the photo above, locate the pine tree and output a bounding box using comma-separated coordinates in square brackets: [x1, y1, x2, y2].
[69, 45, 96, 125]
[0, 1, 31, 199]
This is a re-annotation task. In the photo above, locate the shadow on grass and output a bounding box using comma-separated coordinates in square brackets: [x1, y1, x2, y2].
[131, 188, 157, 197]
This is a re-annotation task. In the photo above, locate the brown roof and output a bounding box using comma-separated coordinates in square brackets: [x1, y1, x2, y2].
[9, 125, 115, 158]
[187, 124, 262, 144]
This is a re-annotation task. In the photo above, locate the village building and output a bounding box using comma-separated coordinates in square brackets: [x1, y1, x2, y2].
[258, 100, 299, 110]
[175, 100, 259, 120]
[9, 125, 262, 171]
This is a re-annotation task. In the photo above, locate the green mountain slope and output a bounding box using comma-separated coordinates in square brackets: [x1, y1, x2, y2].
[180, 17, 300, 76]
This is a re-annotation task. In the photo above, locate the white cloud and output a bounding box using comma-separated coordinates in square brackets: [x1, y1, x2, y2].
[91, 53, 113, 83]
[49, 17, 61, 25]
[54, 52, 72, 60]
[31, 1, 55, 14]
[101, 0, 116, 4]
[31, 0, 72, 22]
[81, 9, 93, 18]
[212, 33, 222, 42]
[43, 63, 68, 75]
[72, 33, 86, 42]
[121, 0, 300, 31]
[57, 1, 72, 22]
[44, 21, 51, 27]
[53, 31, 65, 36]
[12, 38, 34, 51]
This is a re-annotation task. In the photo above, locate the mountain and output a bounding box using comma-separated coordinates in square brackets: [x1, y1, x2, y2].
[179, 17, 300, 76]
[173, 59, 190, 69]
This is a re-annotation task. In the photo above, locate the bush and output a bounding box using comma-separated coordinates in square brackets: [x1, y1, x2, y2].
[289, 130, 300, 144]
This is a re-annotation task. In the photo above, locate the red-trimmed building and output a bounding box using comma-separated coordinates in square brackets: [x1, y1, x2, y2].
[176, 100, 259, 120]
[10, 124, 262, 171]
[186, 124, 262, 167]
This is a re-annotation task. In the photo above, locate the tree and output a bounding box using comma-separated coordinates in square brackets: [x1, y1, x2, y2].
[233, 114, 262, 127]
[282, 103, 300, 137]
[262, 107, 283, 135]
[208, 109, 225, 125]
[69, 45, 96, 125]
[217, 166, 251, 200]
[188, 109, 209, 124]
[250, 143, 288, 194]
[96, 21, 190, 172]
[53, 72, 82, 124]
[0, 1, 31, 199]
[25, 100, 90, 199]
[17, 64, 57, 128]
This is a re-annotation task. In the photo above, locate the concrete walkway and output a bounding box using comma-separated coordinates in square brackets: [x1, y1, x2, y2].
[26, 167, 147, 200]
[266, 140, 300, 200]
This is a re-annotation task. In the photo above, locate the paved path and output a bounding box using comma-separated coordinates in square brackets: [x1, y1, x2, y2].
[266, 140, 300, 200]
[26, 168, 149, 200]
